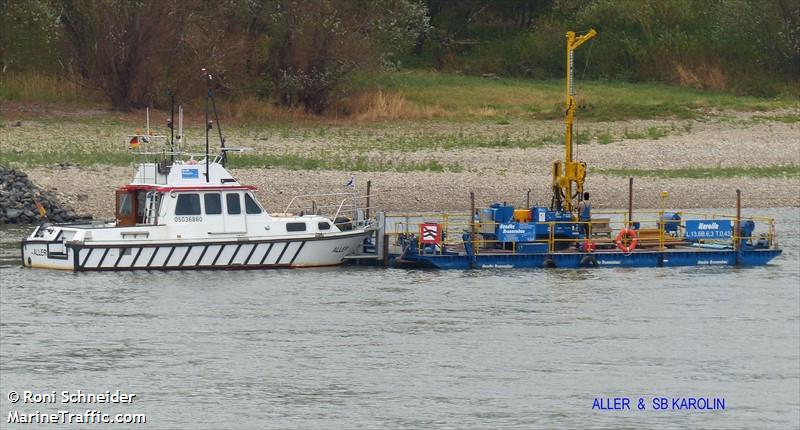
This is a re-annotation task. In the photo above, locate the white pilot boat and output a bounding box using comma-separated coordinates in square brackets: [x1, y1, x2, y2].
[21, 77, 377, 271]
[21, 160, 376, 271]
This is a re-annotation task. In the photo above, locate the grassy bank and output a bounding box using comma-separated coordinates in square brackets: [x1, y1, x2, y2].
[2, 69, 798, 181]
[598, 165, 800, 179]
[365, 71, 798, 122]
[3, 70, 798, 124]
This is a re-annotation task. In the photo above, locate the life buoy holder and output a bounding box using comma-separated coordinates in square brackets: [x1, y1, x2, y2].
[615, 228, 639, 253]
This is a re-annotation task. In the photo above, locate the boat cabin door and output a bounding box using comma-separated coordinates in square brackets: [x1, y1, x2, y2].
[116, 189, 137, 226]
[223, 192, 247, 233]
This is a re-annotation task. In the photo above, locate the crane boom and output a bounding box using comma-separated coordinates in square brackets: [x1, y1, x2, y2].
[552, 29, 597, 213]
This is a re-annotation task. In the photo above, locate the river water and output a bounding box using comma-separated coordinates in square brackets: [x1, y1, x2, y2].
[1, 208, 798, 429]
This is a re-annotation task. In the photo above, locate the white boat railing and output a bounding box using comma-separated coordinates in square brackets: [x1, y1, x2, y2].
[332, 194, 380, 228]
[284, 192, 380, 228]
[284, 192, 358, 213]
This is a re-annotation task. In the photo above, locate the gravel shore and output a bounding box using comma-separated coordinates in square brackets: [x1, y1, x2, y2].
[26, 166, 799, 220]
[13, 109, 800, 218]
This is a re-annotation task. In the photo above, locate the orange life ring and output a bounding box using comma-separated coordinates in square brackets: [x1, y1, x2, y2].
[615, 228, 638, 253]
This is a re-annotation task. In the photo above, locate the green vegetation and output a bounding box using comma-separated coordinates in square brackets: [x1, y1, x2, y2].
[596, 131, 613, 145]
[367, 70, 797, 122]
[750, 114, 800, 124]
[7, 69, 797, 123]
[597, 165, 800, 179]
[621, 126, 671, 140]
[0, 150, 133, 167]
[2, 1, 797, 113]
[0, 149, 463, 173]
[227, 153, 459, 173]
[415, 0, 799, 97]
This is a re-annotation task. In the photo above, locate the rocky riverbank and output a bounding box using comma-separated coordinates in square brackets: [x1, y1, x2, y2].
[0, 165, 90, 224]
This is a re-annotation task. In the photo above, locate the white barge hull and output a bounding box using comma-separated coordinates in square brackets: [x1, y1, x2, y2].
[21, 231, 371, 271]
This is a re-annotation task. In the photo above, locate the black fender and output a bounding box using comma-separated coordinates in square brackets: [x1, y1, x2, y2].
[579, 254, 599, 268]
[542, 257, 557, 268]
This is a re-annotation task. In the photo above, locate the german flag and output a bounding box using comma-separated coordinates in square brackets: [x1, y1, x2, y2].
[129, 129, 141, 149]
[35, 201, 46, 218]
[33, 193, 47, 218]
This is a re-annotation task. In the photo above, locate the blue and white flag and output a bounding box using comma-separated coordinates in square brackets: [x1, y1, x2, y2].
[345, 175, 356, 190]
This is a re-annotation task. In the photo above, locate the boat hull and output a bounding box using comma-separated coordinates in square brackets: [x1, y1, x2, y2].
[395, 249, 782, 269]
[21, 230, 373, 271]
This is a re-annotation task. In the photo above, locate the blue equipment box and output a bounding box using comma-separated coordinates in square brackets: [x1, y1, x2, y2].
[517, 242, 549, 253]
[496, 222, 539, 242]
[489, 203, 515, 224]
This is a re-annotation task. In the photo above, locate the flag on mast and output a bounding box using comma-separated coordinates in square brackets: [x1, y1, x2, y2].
[345, 175, 356, 190]
[33, 193, 47, 218]
[129, 128, 141, 149]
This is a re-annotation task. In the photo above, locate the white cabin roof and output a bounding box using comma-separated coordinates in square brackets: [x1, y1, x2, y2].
[130, 161, 242, 188]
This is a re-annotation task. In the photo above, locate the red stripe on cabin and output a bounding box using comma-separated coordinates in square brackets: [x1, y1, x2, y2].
[154, 185, 257, 192]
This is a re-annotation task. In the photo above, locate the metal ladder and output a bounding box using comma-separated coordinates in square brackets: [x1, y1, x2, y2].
[144, 192, 160, 224]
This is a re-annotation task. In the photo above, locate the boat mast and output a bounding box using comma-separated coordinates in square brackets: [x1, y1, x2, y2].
[201, 68, 227, 167]
[552, 28, 596, 213]
[203, 68, 210, 182]
[210, 84, 227, 167]
[167, 89, 175, 163]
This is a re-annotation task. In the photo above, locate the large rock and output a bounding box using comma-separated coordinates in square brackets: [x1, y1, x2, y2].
[0, 165, 89, 224]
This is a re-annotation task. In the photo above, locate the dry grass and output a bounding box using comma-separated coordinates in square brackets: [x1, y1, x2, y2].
[3, 70, 796, 126]
[217, 96, 309, 123]
[674, 63, 727, 91]
[210, 91, 451, 124]
[466, 106, 501, 118]
[337, 90, 450, 121]
[0, 72, 101, 104]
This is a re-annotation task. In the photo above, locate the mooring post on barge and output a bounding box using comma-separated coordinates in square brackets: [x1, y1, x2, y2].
[366, 180, 372, 220]
[735, 189, 742, 266]
[628, 177, 634, 227]
[470, 191, 477, 264]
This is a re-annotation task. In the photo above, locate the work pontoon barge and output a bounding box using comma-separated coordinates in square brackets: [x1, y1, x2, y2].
[379, 29, 781, 270]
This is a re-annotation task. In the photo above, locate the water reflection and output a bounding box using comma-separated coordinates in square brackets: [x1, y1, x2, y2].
[0, 209, 798, 429]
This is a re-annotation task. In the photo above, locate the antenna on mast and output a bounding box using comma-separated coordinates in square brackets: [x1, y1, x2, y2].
[201, 68, 227, 167]
[167, 89, 175, 163]
[178, 105, 183, 153]
[202, 68, 211, 182]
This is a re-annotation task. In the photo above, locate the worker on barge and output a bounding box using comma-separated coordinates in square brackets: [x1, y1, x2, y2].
[578, 192, 592, 238]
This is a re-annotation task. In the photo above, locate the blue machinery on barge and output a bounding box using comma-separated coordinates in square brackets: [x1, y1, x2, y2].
[368, 198, 782, 269]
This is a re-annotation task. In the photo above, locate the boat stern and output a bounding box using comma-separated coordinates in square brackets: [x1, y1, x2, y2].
[20, 224, 83, 270]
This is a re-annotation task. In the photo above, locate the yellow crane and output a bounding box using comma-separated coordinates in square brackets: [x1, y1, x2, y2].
[552, 29, 597, 213]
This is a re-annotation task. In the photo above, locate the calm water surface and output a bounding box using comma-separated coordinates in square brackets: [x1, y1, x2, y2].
[1, 208, 798, 429]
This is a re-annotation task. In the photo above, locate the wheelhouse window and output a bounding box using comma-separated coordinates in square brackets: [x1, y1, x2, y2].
[226, 193, 241, 215]
[175, 193, 201, 215]
[286, 222, 306, 232]
[118, 193, 132, 216]
[204, 193, 222, 215]
[318, 222, 331, 230]
[245, 193, 262, 214]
